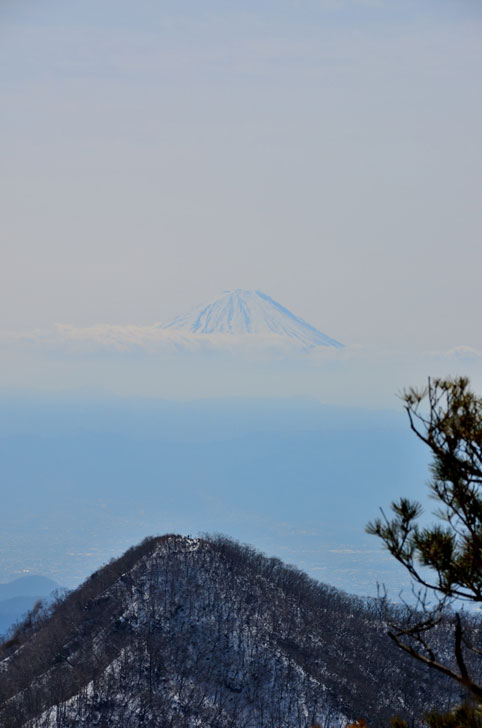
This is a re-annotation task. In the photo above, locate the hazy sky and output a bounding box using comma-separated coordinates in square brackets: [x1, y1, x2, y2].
[2, 0, 482, 351]
[1, 1, 482, 595]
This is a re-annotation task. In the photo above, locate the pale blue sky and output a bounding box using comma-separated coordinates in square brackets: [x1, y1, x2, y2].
[1, 0, 482, 351]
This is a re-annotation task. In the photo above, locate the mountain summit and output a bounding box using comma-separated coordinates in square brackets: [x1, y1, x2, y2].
[162, 289, 343, 349]
[22, 290, 344, 354]
[0, 535, 454, 727]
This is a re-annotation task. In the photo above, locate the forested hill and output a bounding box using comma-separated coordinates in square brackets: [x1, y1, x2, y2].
[0, 535, 455, 727]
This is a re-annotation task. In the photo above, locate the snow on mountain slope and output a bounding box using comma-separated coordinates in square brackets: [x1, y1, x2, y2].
[0, 535, 455, 727]
[161, 289, 343, 349]
[0, 291, 344, 355]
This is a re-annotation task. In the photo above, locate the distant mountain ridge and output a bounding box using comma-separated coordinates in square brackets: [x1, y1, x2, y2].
[0, 576, 58, 602]
[0, 576, 60, 637]
[4, 290, 344, 354]
[161, 289, 343, 349]
[0, 535, 455, 727]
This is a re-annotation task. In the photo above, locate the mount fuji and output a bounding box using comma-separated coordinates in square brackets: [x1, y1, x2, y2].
[161, 289, 343, 351]
[11, 290, 343, 355]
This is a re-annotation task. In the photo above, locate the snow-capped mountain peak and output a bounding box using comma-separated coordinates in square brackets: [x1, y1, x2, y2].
[161, 289, 343, 349]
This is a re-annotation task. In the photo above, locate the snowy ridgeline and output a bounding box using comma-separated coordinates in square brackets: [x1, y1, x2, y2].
[162, 289, 343, 349]
[0, 535, 457, 728]
[4, 289, 344, 353]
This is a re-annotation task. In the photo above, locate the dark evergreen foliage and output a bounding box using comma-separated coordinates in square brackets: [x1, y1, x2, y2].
[367, 377, 482, 716]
